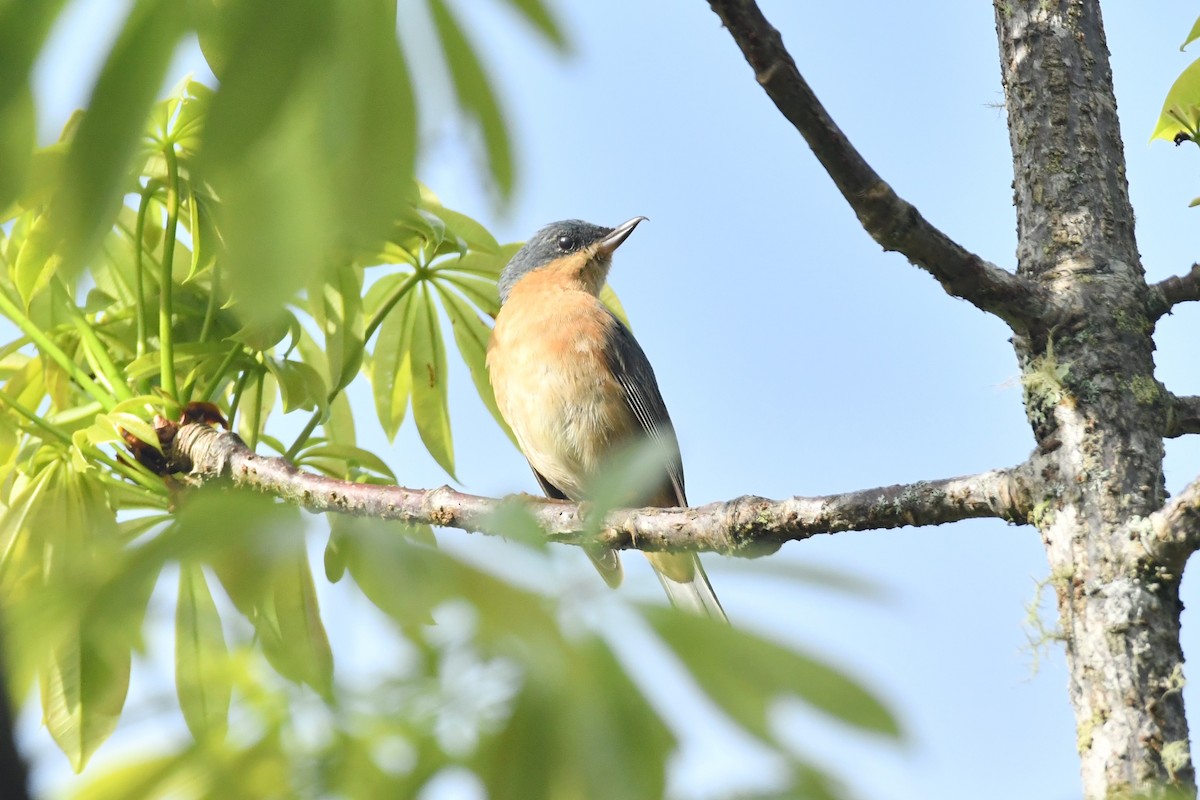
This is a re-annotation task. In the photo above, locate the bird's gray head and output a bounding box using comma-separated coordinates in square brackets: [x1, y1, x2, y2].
[498, 217, 646, 304]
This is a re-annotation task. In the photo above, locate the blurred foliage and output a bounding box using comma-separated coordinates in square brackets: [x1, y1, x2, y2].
[0, 1, 899, 798]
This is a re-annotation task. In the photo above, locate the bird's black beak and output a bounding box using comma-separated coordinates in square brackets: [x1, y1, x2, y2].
[595, 216, 647, 258]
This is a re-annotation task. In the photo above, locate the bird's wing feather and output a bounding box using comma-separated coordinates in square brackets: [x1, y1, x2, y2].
[602, 311, 686, 507]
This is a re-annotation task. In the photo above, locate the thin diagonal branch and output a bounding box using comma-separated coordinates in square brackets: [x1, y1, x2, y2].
[169, 423, 1035, 554]
[1148, 263, 1200, 319]
[704, 0, 1052, 332]
[1165, 393, 1200, 439]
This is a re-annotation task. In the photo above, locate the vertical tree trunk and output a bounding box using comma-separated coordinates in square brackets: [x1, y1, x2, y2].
[994, 1, 1193, 795]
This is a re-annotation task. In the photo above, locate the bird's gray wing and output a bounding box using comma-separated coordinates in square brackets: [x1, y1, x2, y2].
[602, 311, 686, 507]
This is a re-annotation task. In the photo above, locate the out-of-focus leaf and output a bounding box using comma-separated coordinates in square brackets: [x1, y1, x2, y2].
[716, 557, 890, 602]
[260, 548, 334, 699]
[41, 634, 132, 772]
[1152, 57, 1200, 141]
[310, 265, 364, 394]
[0, 1, 70, 141]
[498, 0, 568, 52]
[0, 83, 34, 212]
[428, 0, 514, 197]
[644, 606, 901, 743]
[12, 212, 60, 305]
[476, 636, 672, 800]
[324, 0, 418, 253]
[199, 0, 329, 163]
[368, 275, 417, 440]
[175, 563, 230, 740]
[409, 284, 455, 478]
[435, 284, 513, 443]
[1182, 15, 1200, 51]
[54, 0, 186, 272]
[585, 438, 676, 531]
[39, 470, 131, 772]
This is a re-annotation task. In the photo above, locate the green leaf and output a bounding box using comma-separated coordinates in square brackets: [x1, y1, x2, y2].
[324, 0, 418, 253]
[428, 0, 514, 197]
[310, 264, 365, 394]
[368, 275, 417, 440]
[434, 283, 513, 443]
[644, 606, 901, 743]
[260, 548, 335, 699]
[0, 0, 70, 157]
[175, 563, 230, 739]
[41, 631, 132, 772]
[54, 0, 186, 272]
[0, 83, 34, 213]
[498, 0, 568, 52]
[264, 358, 328, 415]
[1182, 15, 1200, 51]
[409, 283, 455, 478]
[1152, 57, 1200, 141]
[476, 637, 672, 800]
[296, 443, 396, 483]
[12, 212, 61, 305]
[425, 203, 500, 254]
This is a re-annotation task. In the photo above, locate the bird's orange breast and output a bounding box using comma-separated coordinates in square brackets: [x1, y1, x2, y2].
[487, 277, 634, 500]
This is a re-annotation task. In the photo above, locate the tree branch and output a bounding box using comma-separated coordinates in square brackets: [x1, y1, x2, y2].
[1148, 263, 1200, 319]
[704, 0, 1052, 332]
[168, 423, 1035, 553]
[1165, 394, 1200, 439]
[1146, 475, 1200, 569]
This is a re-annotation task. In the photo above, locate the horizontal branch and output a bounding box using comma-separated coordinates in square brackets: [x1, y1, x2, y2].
[169, 423, 1035, 553]
[1165, 394, 1200, 439]
[1148, 263, 1200, 319]
[705, 0, 1051, 331]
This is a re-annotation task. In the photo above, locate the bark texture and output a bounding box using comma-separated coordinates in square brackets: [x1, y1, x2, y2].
[995, 1, 1191, 795]
[166, 422, 1036, 554]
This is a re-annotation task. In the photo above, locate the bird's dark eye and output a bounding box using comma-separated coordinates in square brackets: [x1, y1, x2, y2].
[557, 235, 576, 252]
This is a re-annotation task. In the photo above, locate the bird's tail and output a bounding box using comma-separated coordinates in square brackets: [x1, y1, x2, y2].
[645, 552, 727, 623]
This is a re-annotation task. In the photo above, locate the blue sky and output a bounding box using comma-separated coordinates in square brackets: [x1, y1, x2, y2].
[27, 2, 1200, 799]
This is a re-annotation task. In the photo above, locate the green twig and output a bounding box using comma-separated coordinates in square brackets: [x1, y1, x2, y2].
[364, 271, 421, 342]
[134, 187, 152, 358]
[160, 147, 181, 404]
[0, 391, 72, 445]
[0, 291, 115, 410]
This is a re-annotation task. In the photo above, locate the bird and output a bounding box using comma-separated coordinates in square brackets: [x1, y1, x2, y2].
[486, 217, 725, 621]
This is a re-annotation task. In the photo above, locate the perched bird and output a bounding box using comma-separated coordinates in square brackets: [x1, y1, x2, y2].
[486, 217, 725, 620]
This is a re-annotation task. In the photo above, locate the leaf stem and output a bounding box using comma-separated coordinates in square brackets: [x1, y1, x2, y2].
[364, 271, 421, 343]
[57, 282, 134, 402]
[160, 146, 181, 403]
[0, 290, 115, 410]
[134, 187, 152, 358]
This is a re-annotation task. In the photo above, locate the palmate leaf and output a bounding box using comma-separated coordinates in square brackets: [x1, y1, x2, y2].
[1152, 57, 1200, 142]
[309, 264, 365, 394]
[409, 283, 455, 478]
[368, 273, 418, 440]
